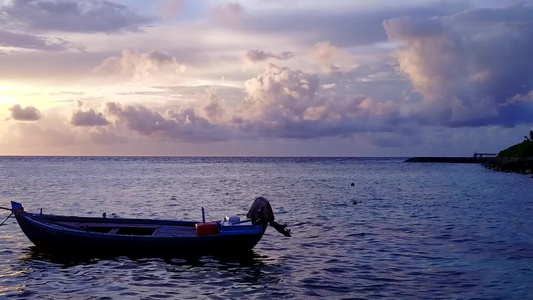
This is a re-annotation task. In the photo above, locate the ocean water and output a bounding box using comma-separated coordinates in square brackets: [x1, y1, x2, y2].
[0, 157, 532, 299]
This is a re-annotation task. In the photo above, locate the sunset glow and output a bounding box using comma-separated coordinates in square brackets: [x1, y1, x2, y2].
[1, 0, 532, 156]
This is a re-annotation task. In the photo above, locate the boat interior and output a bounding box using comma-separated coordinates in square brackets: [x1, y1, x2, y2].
[35, 215, 200, 237]
[66, 223, 198, 237]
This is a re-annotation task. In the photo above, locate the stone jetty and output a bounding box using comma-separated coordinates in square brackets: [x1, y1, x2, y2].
[406, 157, 533, 176]
[404, 157, 494, 163]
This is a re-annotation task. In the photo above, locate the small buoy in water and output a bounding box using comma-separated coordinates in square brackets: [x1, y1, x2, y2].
[352, 201, 358, 205]
[351, 183, 354, 186]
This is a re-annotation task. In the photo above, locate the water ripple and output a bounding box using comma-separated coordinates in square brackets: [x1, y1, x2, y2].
[0, 157, 532, 299]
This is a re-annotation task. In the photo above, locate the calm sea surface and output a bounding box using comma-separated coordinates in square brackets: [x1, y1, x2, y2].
[0, 157, 532, 299]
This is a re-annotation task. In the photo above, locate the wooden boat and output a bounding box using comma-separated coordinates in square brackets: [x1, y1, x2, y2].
[6, 199, 288, 256]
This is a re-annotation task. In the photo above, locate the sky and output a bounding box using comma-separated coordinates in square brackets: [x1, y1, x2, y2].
[1, 0, 532, 156]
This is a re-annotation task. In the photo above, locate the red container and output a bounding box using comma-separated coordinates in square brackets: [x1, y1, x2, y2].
[196, 222, 220, 236]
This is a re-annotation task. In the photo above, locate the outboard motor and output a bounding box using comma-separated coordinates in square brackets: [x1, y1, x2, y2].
[247, 197, 291, 237]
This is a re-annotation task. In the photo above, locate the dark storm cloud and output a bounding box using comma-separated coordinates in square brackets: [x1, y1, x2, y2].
[242, 3, 469, 47]
[384, 3, 533, 127]
[105, 102, 230, 142]
[71, 109, 110, 127]
[244, 50, 294, 63]
[0, 0, 154, 33]
[9, 104, 41, 121]
[0, 29, 78, 51]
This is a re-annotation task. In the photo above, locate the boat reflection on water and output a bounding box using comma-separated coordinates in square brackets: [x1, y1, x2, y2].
[22, 245, 264, 266]
[19, 245, 284, 287]
[8, 245, 289, 298]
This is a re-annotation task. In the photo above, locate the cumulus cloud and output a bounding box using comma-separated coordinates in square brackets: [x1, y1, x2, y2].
[244, 50, 294, 63]
[241, 64, 319, 121]
[201, 90, 227, 124]
[0, 0, 153, 33]
[2, 64, 403, 144]
[322, 65, 343, 77]
[105, 102, 229, 142]
[93, 50, 186, 80]
[313, 41, 339, 63]
[210, 2, 243, 27]
[236, 64, 400, 138]
[9, 104, 42, 121]
[384, 4, 533, 127]
[96, 64, 402, 142]
[312, 41, 357, 76]
[71, 109, 110, 127]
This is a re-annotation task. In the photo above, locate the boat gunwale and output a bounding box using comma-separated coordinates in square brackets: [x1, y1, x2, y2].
[33, 213, 199, 226]
[16, 211, 265, 240]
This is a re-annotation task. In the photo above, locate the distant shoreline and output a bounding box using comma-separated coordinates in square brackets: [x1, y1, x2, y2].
[404, 157, 494, 163]
[484, 157, 533, 175]
[406, 157, 533, 176]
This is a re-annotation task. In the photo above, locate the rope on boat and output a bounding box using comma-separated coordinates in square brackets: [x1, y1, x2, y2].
[0, 206, 15, 227]
[0, 212, 13, 227]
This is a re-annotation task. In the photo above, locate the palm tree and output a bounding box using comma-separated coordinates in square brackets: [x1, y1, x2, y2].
[524, 130, 533, 142]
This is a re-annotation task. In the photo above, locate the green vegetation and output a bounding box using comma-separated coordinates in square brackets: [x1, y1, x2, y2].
[498, 130, 533, 158]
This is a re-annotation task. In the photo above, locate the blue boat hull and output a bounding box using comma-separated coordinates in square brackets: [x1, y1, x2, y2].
[14, 212, 267, 256]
